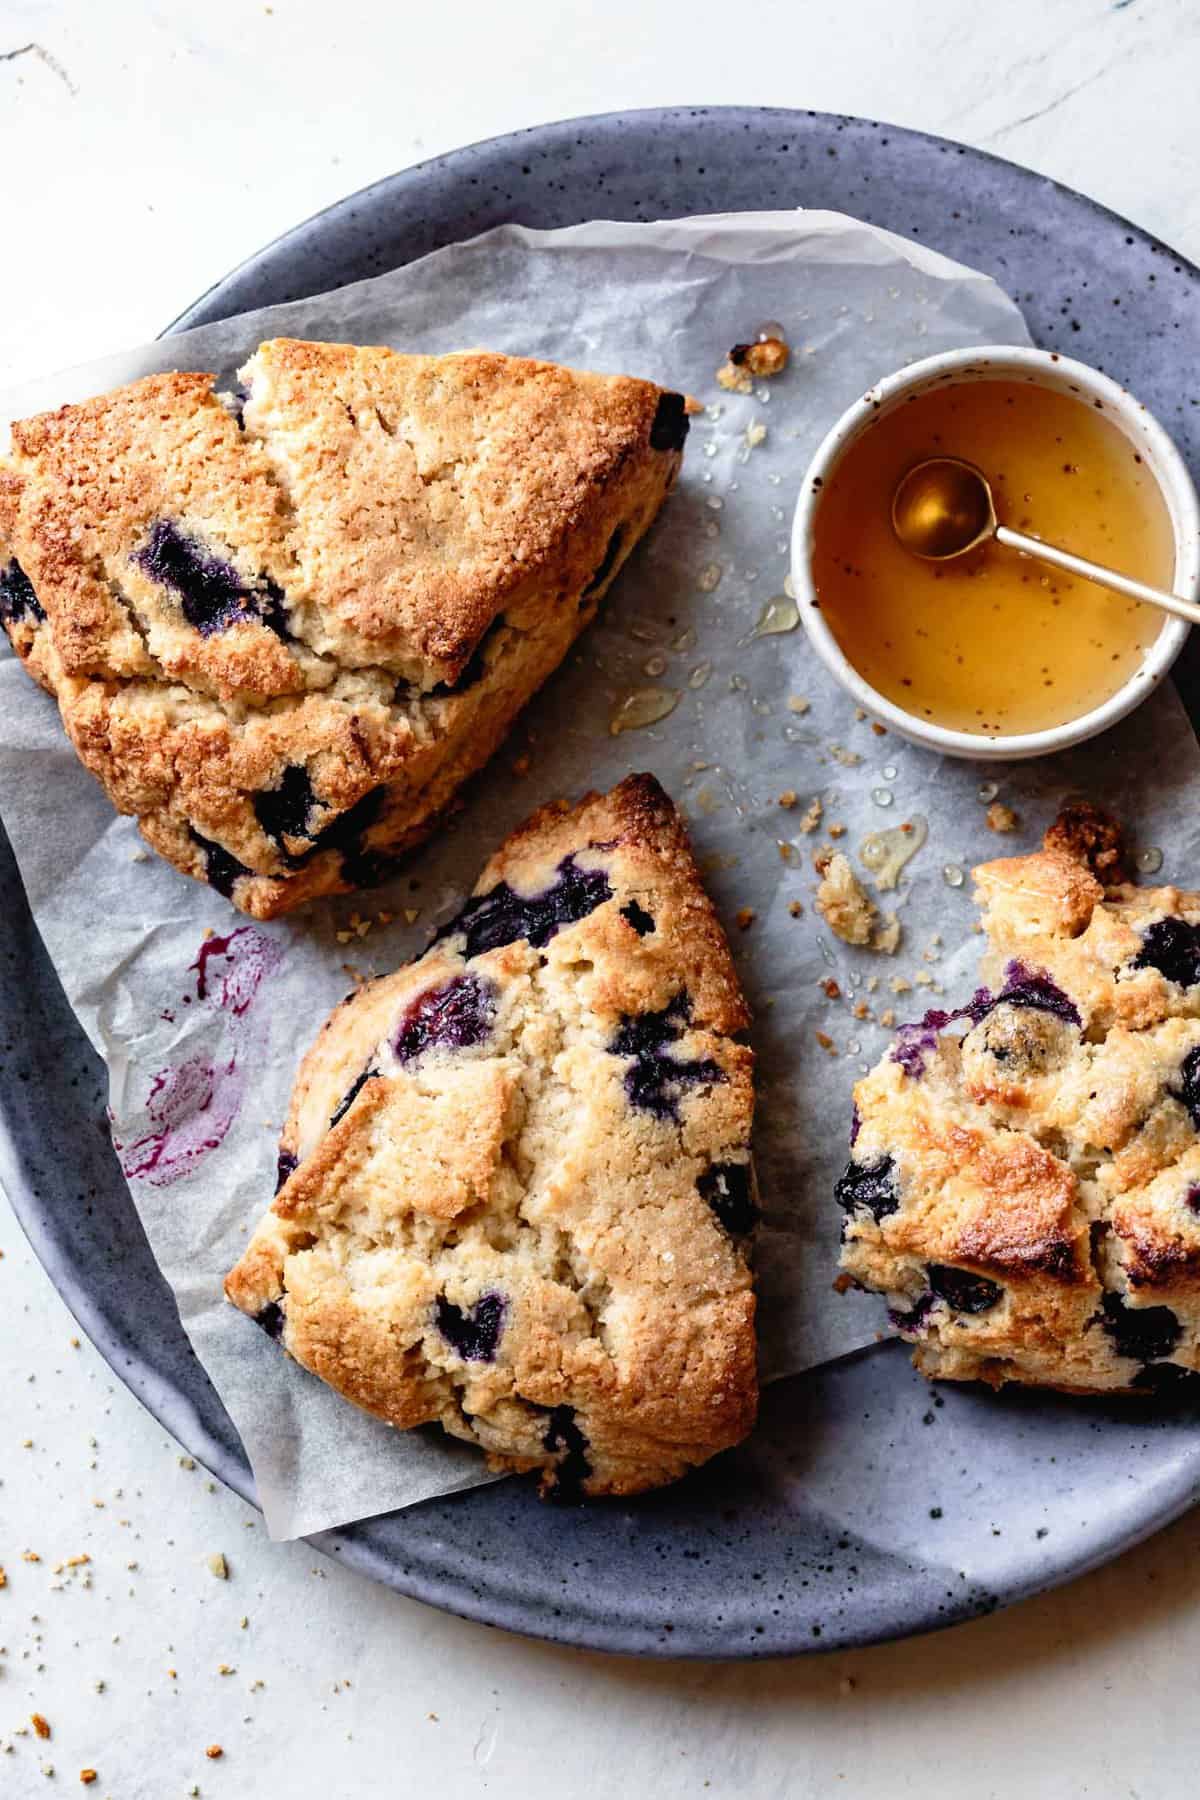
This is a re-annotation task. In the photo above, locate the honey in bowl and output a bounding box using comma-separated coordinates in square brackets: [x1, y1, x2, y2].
[810, 377, 1176, 736]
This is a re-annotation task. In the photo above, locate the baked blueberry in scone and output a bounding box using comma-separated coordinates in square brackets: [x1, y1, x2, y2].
[0, 339, 689, 917]
[839, 815, 1200, 1394]
[225, 775, 757, 1495]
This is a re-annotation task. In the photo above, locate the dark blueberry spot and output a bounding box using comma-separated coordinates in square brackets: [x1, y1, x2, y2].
[584, 528, 624, 596]
[393, 974, 495, 1063]
[187, 826, 251, 898]
[698, 1161, 757, 1236]
[610, 990, 723, 1121]
[834, 1154, 899, 1221]
[339, 842, 405, 892]
[257, 577, 291, 641]
[1132, 917, 1200, 989]
[891, 1010, 958, 1079]
[275, 1150, 298, 1194]
[435, 1291, 506, 1362]
[254, 764, 317, 848]
[728, 344, 752, 366]
[543, 1404, 591, 1498]
[892, 961, 1079, 1079]
[442, 853, 612, 959]
[649, 391, 689, 453]
[428, 617, 505, 697]
[849, 1105, 861, 1148]
[993, 961, 1081, 1027]
[621, 899, 655, 936]
[255, 775, 386, 868]
[133, 518, 288, 638]
[312, 784, 386, 854]
[927, 1263, 1003, 1314]
[254, 1300, 285, 1340]
[227, 381, 250, 428]
[1135, 1362, 1200, 1398]
[1100, 1291, 1181, 1362]
[1187, 1183, 1200, 1214]
[329, 1067, 377, 1129]
[0, 557, 44, 625]
[889, 1292, 934, 1334]
[1174, 1045, 1200, 1127]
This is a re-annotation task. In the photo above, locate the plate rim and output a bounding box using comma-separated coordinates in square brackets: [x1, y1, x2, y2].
[169, 103, 1200, 335]
[4, 102, 1199, 1659]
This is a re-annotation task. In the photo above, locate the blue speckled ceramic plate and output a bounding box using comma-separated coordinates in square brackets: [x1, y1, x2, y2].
[5, 108, 1200, 1658]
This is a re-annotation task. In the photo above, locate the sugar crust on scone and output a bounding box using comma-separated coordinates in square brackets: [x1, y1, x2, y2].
[0, 339, 688, 916]
[225, 775, 757, 1496]
[838, 822, 1200, 1394]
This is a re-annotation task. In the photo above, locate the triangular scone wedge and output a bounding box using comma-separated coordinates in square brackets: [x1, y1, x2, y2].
[226, 775, 757, 1496]
[0, 339, 688, 916]
[839, 813, 1200, 1395]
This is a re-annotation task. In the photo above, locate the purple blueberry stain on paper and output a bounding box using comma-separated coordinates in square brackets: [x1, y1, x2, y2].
[114, 926, 283, 1188]
[115, 1055, 244, 1187]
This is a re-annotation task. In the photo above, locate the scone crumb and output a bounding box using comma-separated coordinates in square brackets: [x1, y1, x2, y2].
[829, 744, 863, 768]
[797, 798, 823, 835]
[205, 1745, 224, 1760]
[832, 1271, 856, 1295]
[31, 1716, 51, 1741]
[79, 1771, 97, 1785]
[889, 976, 912, 994]
[880, 1007, 896, 1027]
[778, 790, 798, 809]
[871, 722, 888, 736]
[0, 1567, 6, 1588]
[914, 969, 934, 987]
[735, 907, 757, 930]
[717, 360, 753, 395]
[778, 841, 797, 863]
[871, 915, 901, 955]
[787, 695, 811, 715]
[821, 978, 842, 1000]
[866, 975, 879, 992]
[206, 1553, 228, 1580]
[815, 852, 876, 946]
[852, 1001, 872, 1021]
[745, 420, 768, 449]
[829, 822, 847, 839]
[731, 337, 790, 377]
[815, 1031, 838, 1056]
[788, 900, 804, 918]
[986, 801, 1020, 833]
[1042, 801, 1128, 883]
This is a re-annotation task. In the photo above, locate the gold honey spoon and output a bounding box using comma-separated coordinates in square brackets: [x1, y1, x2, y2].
[892, 456, 1200, 628]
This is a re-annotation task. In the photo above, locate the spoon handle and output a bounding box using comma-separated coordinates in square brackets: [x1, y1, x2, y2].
[994, 524, 1200, 628]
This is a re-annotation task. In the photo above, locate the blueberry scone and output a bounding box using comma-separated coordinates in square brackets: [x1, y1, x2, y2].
[225, 775, 757, 1495]
[0, 339, 688, 917]
[838, 818, 1200, 1394]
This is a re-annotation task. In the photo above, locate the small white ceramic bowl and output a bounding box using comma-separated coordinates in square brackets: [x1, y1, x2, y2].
[790, 345, 1200, 762]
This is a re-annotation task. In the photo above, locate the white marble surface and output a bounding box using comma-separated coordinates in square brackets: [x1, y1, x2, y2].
[3, 1, 1200, 1793]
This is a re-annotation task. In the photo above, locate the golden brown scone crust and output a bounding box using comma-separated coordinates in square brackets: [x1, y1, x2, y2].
[225, 775, 757, 1496]
[838, 818, 1200, 1394]
[0, 340, 687, 915]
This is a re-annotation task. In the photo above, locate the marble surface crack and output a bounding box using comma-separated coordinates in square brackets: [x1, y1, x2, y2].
[0, 41, 77, 95]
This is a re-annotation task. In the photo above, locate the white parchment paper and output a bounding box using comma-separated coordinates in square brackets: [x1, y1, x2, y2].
[4, 211, 1198, 1539]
